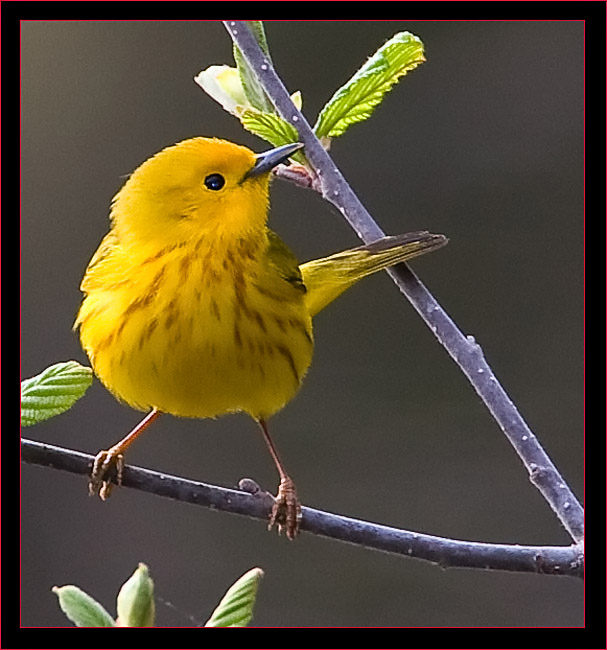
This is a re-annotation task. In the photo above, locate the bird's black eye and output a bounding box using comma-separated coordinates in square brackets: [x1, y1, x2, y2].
[204, 173, 225, 191]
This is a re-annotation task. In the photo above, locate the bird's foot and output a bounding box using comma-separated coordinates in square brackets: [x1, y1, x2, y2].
[268, 476, 301, 540]
[88, 447, 125, 500]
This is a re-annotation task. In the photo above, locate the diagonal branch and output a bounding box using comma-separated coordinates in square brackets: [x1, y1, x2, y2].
[224, 21, 584, 544]
[21, 438, 583, 579]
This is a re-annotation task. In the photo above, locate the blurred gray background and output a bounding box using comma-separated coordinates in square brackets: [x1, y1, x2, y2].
[21, 20, 583, 627]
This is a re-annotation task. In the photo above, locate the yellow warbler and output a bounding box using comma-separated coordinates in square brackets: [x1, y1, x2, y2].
[76, 137, 447, 539]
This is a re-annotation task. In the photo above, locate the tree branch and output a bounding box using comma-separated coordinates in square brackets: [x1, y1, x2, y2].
[224, 21, 584, 544]
[21, 438, 583, 579]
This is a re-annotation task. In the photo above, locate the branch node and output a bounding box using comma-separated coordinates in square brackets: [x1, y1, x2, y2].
[238, 477, 262, 495]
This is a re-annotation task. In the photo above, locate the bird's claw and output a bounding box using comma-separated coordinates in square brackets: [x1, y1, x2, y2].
[88, 448, 125, 500]
[268, 476, 301, 540]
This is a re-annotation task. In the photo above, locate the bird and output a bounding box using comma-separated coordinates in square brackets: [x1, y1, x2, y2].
[75, 137, 447, 539]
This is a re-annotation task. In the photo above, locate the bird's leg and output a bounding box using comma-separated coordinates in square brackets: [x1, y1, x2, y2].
[256, 418, 302, 540]
[89, 408, 161, 500]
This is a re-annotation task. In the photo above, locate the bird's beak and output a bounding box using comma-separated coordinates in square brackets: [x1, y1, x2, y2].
[245, 142, 304, 179]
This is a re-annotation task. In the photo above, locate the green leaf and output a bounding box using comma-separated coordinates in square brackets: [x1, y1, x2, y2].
[53, 585, 115, 627]
[21, 361, 93, 427]
[240, 109, 298, 145]
[314, 31, 425, 139]
[244, 20, 271, 58]
[205, 567, 264, 627]
[239, 110, 306, 164]
[116, 563, 155, 627]
[233, 21, 273, 113]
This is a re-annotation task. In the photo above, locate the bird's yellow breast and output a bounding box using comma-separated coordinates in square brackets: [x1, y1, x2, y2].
[78, 231, 314, 420]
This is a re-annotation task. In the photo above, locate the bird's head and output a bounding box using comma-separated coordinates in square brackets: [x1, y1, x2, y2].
[110, 137, 303, 247]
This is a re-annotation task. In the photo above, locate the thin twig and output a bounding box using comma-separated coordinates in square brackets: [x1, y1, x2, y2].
[21, 439, 583, 579]
[224, 21, 584, 544]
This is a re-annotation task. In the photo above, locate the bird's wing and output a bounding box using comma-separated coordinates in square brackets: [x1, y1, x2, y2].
[266, 230, 306, 293]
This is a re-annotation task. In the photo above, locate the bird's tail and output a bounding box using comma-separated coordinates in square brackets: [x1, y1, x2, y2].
[300, 231, 447, 317]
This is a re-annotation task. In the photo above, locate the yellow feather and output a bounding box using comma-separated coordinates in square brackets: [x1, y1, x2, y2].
[77, 136, 447, 533]
[78, 137, 446, 418]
